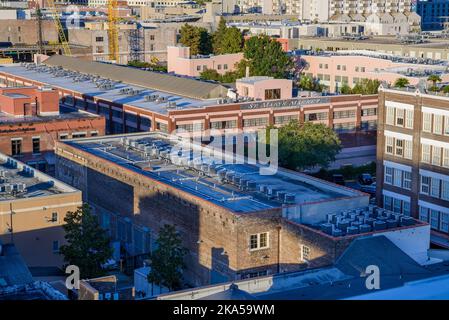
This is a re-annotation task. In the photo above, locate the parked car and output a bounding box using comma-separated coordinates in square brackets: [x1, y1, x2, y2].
[358, 173, 374, 186]
[360, 182, 376, 197]
[332, 174, 345, 186]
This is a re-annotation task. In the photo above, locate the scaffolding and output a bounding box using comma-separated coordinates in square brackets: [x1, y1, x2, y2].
[46, 0, 71, 56]
[128, 28, 144, 63]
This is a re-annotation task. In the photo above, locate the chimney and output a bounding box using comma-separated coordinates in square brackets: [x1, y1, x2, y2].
[245, 66, 250, 78]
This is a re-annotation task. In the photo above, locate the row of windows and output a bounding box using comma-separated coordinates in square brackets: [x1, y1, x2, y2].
[243, 118, 268, 127]
[421, 144, 449, 168]
[422, 112, 449, 136]
[383, 195, 411, 216]
[420, 175, 449, 201]
[196, 64, 229, 71]
[420, 206, 449, 233]
[385, 106, 414, 129]
[333, 122, 356, 133]
[385, 136, 413, 159]
[333, 110, 356, 119]
[384, 166, 412, 190]
[274, 115, 297, 125]
[210, 120, 237, 129]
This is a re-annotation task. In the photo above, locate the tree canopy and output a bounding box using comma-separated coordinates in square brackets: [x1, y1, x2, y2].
[298, 74, 324, 92]
[238, 35, 293, 79]
[179, 24, 212, 56]
[59, 204, 113, 279]
[148, 224, 188, 291]
[394, 77, 410, 88]
[269, 121, 341, 171]
[349, 79, 381, 95]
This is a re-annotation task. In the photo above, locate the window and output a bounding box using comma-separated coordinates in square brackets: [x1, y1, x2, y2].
[403, 171, 412, 190]
[95, 36, 104, 42]
[52, 240, 59, 253]
[419, 207, 429, 222]
[72, 132, 86, 139]
[432, 146, 442, 166]
[393, 198, 402, 213]
[51, 212, 58, 223]
[386, 136, 394, 155]
[405, 109, 414, 129]
[243, 118, 268, 127]
[444, 116, 449, 135]
[442, 180, 449, 201]
[384, 195, 393, 211]
[32, 137, 40, 154]
[196, 65, 201, 71]
[333, 110, 356, 119]
[423, 112, 432, 132]
[431, 210, 440, 229]
[305, 112, 328, 121]
[422, 144, 431, 163]
[395, 108, 404, 126]
[224, 64, 228, 70]
[11, 139, 21, 156]
[385, 166, 394, 184]
[249, 232, 269, 250]
[90, 131, 99, 137]
[59, 133, 68, 140]
[265, 89, 281, 100]
[403, 201, 411, 216]
[361, 108, 377, 116]
[274, 115, 297, 125]
[217, 64, 222, 70]
[421, 175, 431, 194]
[404, 140, 413, 160]
[386, 106, 395, 125]
[301, 245, 310, 262]
[395, 139, 404, 157]
[431, 178, 441, 198]
[393, 168, 402, 187]
[150, 35, 155, 41]
[434, 114, 443, 135]
[441, 213, 449, 233]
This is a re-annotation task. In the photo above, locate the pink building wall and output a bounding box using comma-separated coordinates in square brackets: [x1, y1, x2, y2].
[167, 46, 243, 77]
[236, 77, 293, 100]
[302, 54, 449, 92]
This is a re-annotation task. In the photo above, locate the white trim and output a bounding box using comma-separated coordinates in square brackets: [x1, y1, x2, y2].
[0, 201, 83, 215]
[419, 169, 449, 181]
[383, 160, 412, 172]
[39, 111, 60, 116]
[422, 106, 449, 118]
[421, 138, 449, 150]
[382, 189, 411, 202]
[418, 200, 449, 214]
[384, 130, 413, 141]
[385, 100, 414, 111]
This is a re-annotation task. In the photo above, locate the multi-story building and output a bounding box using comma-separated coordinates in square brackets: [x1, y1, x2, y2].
[376, 86, 449, 247]
[0, 19, 58, 45]
[0, 152, 82, 268]
[0, 56, 379, 148]
[296, 36, 449, 60]
[167, 46, 244, 77]
[417, 0, 449, 31]
[0, 85, 105, 173]
[54, 131, 427, 286]
[301, 50, 449, 93]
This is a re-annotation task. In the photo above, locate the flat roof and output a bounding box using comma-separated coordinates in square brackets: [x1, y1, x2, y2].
[0, 153, 79, 201]
[0, 64, 219, 116]
[0, 104, 101, 124]
[61, 132, 365, 214]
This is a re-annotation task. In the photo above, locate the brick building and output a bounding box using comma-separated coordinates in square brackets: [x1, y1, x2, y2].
[54, 132, 426, 286]
[0, 56, 379, 148]
[0, 86, 105, 173]
[0, 152, 82, 268]
[376, 86, 449, 247]
[0, 19, 58, 45]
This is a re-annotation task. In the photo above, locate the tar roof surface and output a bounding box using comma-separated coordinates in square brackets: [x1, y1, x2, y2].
[63, 133, 355, 214]
[0, 64, 218, 115]
[43, 55, 229, 100]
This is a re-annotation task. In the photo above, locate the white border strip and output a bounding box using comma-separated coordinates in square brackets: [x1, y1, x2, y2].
[385, 100, 414, 111]
[384, 130, 413, 141]
[422, 106, 449, 118]
[383, 160, 412, 172]
[418, 200, 449, 214]
[419, 168, 449, 181]
[421, 138, 449, 150]
[382, 189, 411, 202]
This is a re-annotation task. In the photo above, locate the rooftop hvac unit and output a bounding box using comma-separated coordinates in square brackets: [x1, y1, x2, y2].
[159, 149, 170, 159]
[201, 164, 209, 173]
[359, 224, 372, 233]
[320, 223, 333, 235]
[208, 164, 218, 175]
[400, 216, 414, 226]
[386, 219, 398, 228]
[144, 146, 152, 154]
[155, 96, 168, 104]
[167, 101, 177, 108]
[4, 184, 13, 193]
[332, 228, 343, 237]
[137, 143, 147, 151]
[0, 170, 8, 178]
[194, 162, 203, 171]
[284, 193, 296, 204]
[246, 180, 256, 191]
[373, 220, 387, 231]
[233, 175, 241, 185]
[240, 178, 249, 189]
[346, 226, 358, 235]
[267, 186, 280, 196]
[144, 94, 159, 102]
[16, 183, 26, 193]
[129, 140, 137, 148]
[225, 171, 235, 181]
[217, 169, 227, 180]
[277, 191, 287, 202]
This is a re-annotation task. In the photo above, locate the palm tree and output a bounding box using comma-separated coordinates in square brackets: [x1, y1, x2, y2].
[394, 78, 410, 88]
[428, 74, 442, 88]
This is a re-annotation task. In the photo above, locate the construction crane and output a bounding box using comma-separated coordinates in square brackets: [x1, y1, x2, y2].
[36, 3, 44, 54]
[108, 0, 119, 62]
[43, 0, 72, 56]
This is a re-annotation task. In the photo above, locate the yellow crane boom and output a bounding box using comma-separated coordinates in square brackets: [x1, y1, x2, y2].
[108, 0, 119, 62]
[45, 0, 71, 56]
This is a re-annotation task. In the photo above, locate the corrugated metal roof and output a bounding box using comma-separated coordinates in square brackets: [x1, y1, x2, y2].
[43, 55, 229, 100]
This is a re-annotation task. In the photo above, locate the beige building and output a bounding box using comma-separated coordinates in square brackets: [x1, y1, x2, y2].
[0, 153, 82, 268]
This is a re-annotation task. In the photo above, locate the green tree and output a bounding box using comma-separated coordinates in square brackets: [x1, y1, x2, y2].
[179, 24, 212, 56]
[351, 79, 381, 95]
[340, 83, 352, 94]
[394, 77, 410, 88]
[59, 204, 112, 279]
[200, 68, 222, 81]
[148, 224, 188, 291]
[212, 17, 227, 54]
[442, 85, 449, 94]
[269, 121, 341, 171]
[238, 35, 293, 79]
[428, 74, 442, 88]
[212, 18, 243, 55]
[298, 74, 314, 91]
